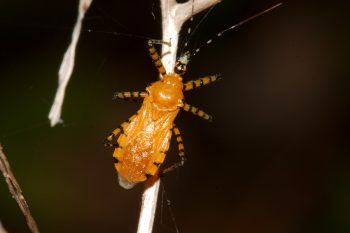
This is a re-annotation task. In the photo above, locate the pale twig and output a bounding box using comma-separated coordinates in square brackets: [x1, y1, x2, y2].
[137, 175, 161, 233]
[136, 1, 220, 233]
[48, 0, 93, 127]
[0, 145, 40, 233]
[160, 0, 221, 70]
[0, 221, 8, 233]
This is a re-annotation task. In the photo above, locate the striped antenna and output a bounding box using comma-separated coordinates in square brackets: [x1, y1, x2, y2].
[191, 2, 283, 58]
[87, 29, 170, 46]
[178, 3, 216, 59]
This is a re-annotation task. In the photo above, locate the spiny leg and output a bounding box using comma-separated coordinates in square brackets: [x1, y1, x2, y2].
[113, 91, 147, 102]
[184, 74, 221, 91]
[182, 103, 213, 122]
[148, 40, 167, 77]
[162, 126, 186, 174]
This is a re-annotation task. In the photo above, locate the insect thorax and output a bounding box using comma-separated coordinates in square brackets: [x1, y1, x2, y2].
[147, 73, 184, 111]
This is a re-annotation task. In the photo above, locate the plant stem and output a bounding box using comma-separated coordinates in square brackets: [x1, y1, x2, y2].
[0, 145, 40, 233]
[137, 1, 220, 232]
[48, 0, 92, 127]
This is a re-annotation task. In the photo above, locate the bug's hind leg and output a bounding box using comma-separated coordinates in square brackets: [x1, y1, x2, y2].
[104, 121, 129, 148]
[184, 74, 221, 91]
[182, 103, 213, 122]
[161, 126, 186, 174]
[148, 40, 167, 77]
[113, 91, 147, 102]
[104, 127, 122, 148]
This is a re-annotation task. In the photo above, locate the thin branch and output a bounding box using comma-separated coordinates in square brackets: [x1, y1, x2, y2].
[0, 221, 8, 233]
[48, 0, 93, 127]
[137, 175, 161, 233]
[0, 145, 40, 233]
[137, 1, 220, 233]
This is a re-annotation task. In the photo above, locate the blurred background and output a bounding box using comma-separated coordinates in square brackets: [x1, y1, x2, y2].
[0, 0, 350, 232]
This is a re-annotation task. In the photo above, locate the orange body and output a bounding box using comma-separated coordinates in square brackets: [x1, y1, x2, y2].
[113, 74, 184, 188]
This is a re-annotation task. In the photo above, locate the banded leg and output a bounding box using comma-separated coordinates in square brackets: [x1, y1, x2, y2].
[148, 40, 167, 76]
[184, 74, 221, 91]
[145, 129, 171, 177]
[113, 91, 147, 101]
[182, 103, 213, 122]
[104, 121, 129, 148]
[145, 151, 166, 178]
[104, 127, 121, 148]
[162, 126, 186, 174]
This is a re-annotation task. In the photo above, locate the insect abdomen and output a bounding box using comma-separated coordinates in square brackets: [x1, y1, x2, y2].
[112, 96, 178, 188]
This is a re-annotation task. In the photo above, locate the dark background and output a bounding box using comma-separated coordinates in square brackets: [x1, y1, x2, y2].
[0, 0, 350, 232]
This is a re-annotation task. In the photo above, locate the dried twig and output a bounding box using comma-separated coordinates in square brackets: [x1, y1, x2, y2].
[137, 174, 161, 233]
[0, 221, 8, 233]
[48, 0, 93, 127]
[160, 0, 221, 70]
[0, 145, 40, 233]
[136, 1, 220, 233]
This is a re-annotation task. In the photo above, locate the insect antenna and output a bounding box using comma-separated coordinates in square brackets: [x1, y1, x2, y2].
[177, 0, 194, 56]
[189, 2, 283, 59]
[184, 6, 216, 50]
[177, 0, 216, 61]
[86, 3, 170, 46]
[86, 29, 170, 46]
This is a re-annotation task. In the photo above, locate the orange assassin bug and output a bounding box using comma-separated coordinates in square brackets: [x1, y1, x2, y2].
[104, 39, 220, 189]
[104, 3, 282, 189]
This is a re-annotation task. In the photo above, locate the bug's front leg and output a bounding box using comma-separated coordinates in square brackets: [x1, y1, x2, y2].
[184, 74, 221, 91]
[148, 40, 167, 77]
[161, 126, 186, 174]
[113, 91, 147, 102]
[182, 103, 213, 122]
